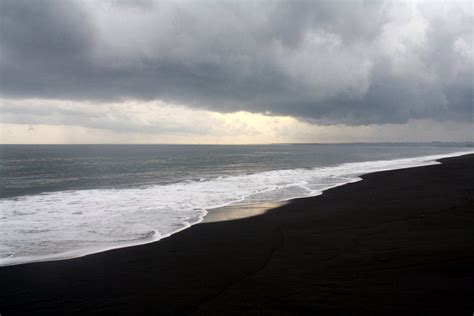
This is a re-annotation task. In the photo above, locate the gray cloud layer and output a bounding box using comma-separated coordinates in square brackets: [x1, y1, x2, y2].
[0, 0, 472, 125]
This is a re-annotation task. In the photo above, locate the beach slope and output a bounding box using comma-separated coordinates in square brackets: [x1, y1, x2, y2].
[1, 154, 473, 315]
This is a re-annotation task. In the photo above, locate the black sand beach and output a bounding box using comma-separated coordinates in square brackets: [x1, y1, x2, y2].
[1, 154, 473, 315]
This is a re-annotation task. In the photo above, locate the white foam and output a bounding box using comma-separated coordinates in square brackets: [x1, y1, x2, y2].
[0, 150, 472, 266]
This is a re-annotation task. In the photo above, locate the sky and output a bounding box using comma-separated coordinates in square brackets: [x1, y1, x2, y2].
[0, 0, 473, 144]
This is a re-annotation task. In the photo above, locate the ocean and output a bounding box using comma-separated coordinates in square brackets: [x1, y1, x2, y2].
[0, 143, 472, 266]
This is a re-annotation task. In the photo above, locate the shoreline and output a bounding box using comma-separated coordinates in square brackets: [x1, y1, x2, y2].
[1, 150, 472, 268]
[0, 154, 473, 314]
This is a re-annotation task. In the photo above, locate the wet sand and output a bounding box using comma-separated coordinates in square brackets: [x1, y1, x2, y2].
[203, 201, 285, 223]
[0, 154, 473, 315]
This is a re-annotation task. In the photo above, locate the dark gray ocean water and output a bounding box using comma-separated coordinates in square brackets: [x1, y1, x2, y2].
[0, 143, 472, 266]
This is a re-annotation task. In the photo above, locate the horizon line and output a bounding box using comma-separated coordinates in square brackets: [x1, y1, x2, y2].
[1, 141, 473, 146]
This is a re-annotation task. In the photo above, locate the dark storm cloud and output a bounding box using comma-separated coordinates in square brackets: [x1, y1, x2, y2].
[0, 0, 472, 125]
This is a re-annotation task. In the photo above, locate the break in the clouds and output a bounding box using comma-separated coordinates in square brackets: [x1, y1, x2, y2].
[0, 0, 473, 143]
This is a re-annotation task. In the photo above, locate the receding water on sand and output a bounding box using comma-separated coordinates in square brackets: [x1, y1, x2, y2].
[203, 202, 286, 223]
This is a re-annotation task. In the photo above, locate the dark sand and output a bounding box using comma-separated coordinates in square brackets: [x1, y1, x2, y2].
[1, 154, 473, 315]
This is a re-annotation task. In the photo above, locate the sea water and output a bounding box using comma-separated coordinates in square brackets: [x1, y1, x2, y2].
[0, 143, 472, 266]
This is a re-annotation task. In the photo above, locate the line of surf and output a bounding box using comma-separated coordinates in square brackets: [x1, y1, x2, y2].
[0, 150, 472, 267]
